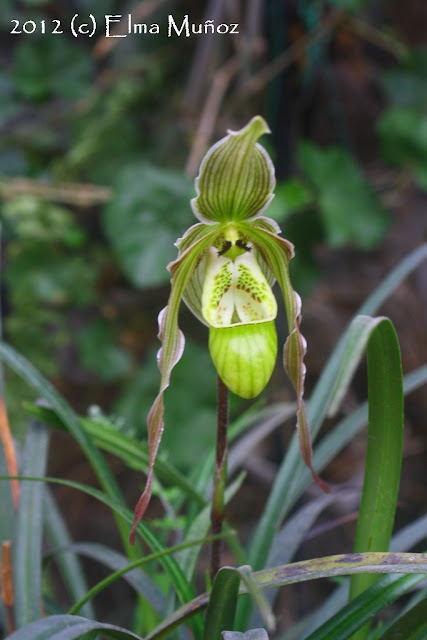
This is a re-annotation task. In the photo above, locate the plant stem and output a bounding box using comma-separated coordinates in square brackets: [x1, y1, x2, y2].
[210, 376, 229, 581]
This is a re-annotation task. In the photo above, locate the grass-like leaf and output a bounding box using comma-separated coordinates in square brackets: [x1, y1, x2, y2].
[68, 536, 226, 615]
[13, 421, 49, 627]
[65, 543, 165, 615]
[2, 473, 202, 638]
[378, 596, 427, 639]
[23, 402, 206, 508]
[177, 472, 245, 581]
[294, 512, 427, 639]
[0, 341, 133, 555]
[350, 319, 404, 640]
[236, 243, 427, 630]
[326, 315, 388, 417]
[236, 567, 275, 633]
[202, 567, 241, 640]
[146, 552, 427, 640]
[241, 244, 427, 590]
[3, 614, 144, 640]
[43, 488, 95, 620]
[285, 364, 427, 513]
[250, 491, 347, 628]
[305, 572, 425, 640]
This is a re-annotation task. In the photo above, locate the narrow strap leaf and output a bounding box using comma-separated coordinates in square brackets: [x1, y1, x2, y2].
[14, 421, 49, 627]
[349, 318, 404, 640]
[3, 613, 144, 640]
[202, 567, 240, 640]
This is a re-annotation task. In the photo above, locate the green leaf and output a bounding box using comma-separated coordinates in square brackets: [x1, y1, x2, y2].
[236, 567, 275, 633]
[381, 49, 427, 109]
[297, 142, 389, 248]
[301, 513, 427, 638]
[103, 163, 193, 288]
[0, 340, 134, 555]
[305, 572, 425, 640]
[236, 245, 427, 630]
[379, 596, 427, 639]
[192, 116, 275, 223]
[13, 421, 49, 627]
[377, 107, 427, 188]
[203, 567, 241, 640]
[253, 552, 427, 590]
[65, 542, 165, 615]
[67, 534, 225, 618]
[249, 492, 341, 627]
[3, 614, 144, 640]
[43, 489, 95, 620]
[267, 492, 340, 568]
[350, 319, 404, 640]
[177, 473, 246, 581]
[23, 401, 207, 507]
[327, 315, 391, 417]
[76, 319, 132, 382]
[266, 179, 314, 223]
[288, 364, 427, 525]
[14, 36, 92, 101]
[3, 473, 200, 634]
[146, 552, 427, 640]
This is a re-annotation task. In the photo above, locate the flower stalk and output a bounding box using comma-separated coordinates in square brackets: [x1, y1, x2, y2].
[210, 376, 229, 580]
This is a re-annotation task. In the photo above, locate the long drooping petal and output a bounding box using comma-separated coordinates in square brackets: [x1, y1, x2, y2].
[243, 220, 330, 493]
[129, 225, 220, 542]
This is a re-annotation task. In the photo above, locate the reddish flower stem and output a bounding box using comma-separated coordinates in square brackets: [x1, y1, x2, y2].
[210, 376, 229, 581]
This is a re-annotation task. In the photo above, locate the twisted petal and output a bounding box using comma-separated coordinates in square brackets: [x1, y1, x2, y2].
[191, 116, 276, 223]
[129, 225, 220, 542]
[243, 220, 329, 493]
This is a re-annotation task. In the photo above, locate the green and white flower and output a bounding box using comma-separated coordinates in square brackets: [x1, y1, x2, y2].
[130, 116, 327, 543]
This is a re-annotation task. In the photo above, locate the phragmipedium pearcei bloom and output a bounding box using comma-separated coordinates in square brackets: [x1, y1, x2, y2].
[130, 116, 328, 543]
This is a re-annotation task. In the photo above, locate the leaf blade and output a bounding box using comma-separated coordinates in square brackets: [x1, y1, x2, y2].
[239, 244, 427, 617]
[349, 319, 404, 640]
[202, 567, 240, 640]
[4, 614, 144, 640]
[13, 421, 49, 627]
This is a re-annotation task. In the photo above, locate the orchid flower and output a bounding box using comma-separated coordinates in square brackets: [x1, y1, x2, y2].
[130, 116, 328, 543]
